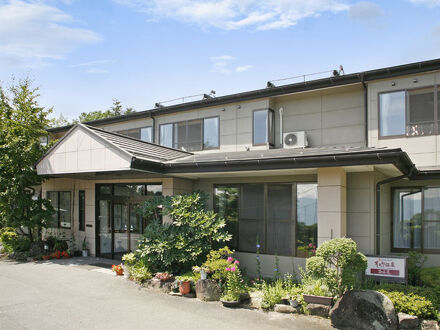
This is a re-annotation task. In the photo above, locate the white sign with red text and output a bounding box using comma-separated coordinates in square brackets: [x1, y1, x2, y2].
[365, 256, 407, 283]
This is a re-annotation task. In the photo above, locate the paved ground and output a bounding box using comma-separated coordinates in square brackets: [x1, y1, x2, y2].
[0, 258, 333, 330]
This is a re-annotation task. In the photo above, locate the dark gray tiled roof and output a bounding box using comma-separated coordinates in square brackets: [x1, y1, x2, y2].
[168, 145, 389, 164]
[85, 125, 191, 162]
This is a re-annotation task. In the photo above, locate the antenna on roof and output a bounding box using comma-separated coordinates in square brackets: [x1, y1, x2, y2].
[332, 65, 345, 77]
[266, 81, 276, 88]
[155, 102, 164, 108]
[203, 94, 212, 99]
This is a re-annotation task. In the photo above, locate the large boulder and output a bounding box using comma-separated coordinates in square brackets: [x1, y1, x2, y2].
[330, 290, 398, 330]
[195, 279, 221, 301]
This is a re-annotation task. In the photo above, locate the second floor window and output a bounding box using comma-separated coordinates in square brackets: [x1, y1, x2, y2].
[379, 86, 439, 138]
[117, 126, 152, 143]
[159, 117, 219, 151]
[253, 109, 274, 145]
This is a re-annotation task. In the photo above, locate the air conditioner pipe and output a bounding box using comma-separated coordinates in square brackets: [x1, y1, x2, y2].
[279, 107, 284, 146]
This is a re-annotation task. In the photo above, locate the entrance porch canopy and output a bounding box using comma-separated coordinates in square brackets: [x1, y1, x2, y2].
[36, 124, 416, 179]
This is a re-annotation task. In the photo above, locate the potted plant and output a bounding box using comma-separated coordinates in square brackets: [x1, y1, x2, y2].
[177, 275, 192, 295]
[155, 272, 172, 282]
[112, 264, 124, 276]
[82, 237, 88, 257]
[302, 278, 333, 306]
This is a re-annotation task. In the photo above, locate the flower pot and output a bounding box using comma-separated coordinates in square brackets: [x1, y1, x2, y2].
[220, 300, 240, 308]
[115, 269, 124, 276]
[303, 294, 333, 306]
[82, 250, 88, 257]
[42, 255, 51, 261]
[179, 281, 191, 295]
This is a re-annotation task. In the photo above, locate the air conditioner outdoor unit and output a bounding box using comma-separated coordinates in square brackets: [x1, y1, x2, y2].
[283, 131, 308, 149]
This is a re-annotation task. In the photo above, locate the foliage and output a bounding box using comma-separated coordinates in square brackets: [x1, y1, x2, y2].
[407, 251, 427, 285]
[377, 289, 438, 320]
[128, 262, 152, 283]
[122, 252, 137, 266]
[306, 238, 367, 297]
[136, 195, 171, 223]
[0, 79, 54, 242]
[136, 192, 231, 274]
[274, 254, 281, 280]
[371, 283, 440, 312]
[201, 246, 233, 281]
[46, 235, 68, 252]
[420, 267, 440, 287]
[155, 272, 172, 281]
[0, 227, 31, 253]
[261, 279, 286, 309]
[82, 237, 88, 251]
[301, 277, 333, 297]
[49, 99, 136, 127]
[255, 236, 262, 281]
[221, 257, 246, 302]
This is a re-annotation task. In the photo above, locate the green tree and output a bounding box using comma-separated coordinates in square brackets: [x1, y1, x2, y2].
[0, 79, 54, 242]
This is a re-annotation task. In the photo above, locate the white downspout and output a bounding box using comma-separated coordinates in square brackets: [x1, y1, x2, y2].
[279, 107, 284, 147]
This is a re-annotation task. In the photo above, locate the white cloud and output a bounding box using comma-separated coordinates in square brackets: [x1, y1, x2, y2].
[0, 0, 100, 64]
[114, 0, 349, 30]
[72, 60, 112, 67]
[210, 54, 235, 74]
[235, 65, 252, 72]
[408, 0, 440, 6]
[348, 2, 383, 27]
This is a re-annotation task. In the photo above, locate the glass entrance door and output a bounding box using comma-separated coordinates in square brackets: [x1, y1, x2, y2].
[98, 200, 112, 258]
[113, 203, 129, 257]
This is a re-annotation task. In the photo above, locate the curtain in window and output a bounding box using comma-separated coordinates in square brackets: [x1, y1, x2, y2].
[423, 188, 440, 250]
[239, 184, 265, 252]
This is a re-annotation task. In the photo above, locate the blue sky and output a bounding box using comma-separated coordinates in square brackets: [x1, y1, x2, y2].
[1, 0, 440, 120]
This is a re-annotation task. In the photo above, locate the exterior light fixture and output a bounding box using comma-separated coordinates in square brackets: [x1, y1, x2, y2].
[413, 78, 418, 83]
[391, 81, 396, 86]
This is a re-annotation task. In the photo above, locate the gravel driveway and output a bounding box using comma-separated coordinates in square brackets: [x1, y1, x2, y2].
[0, 258, 332, 330]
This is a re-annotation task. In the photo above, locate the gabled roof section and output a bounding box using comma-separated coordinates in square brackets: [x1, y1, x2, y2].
[84, 125, 191, 162]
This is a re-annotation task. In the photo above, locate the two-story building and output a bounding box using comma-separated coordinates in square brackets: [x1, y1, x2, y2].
[37, 58, 440, 276]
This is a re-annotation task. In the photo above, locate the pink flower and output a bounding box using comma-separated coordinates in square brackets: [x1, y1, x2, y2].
[234, 260, 239, 265]
[227, 257, 233, 263]
[308, 243, 313, 247]
[231, 266, 236, 272]
[225, 267, 231, 271]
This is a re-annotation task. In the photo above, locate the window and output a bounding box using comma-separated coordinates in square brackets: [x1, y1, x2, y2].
[214, 182, 318, 257]
[160, 124, 173, 148]
[117, 126, 152, 142]
[174, 119, 202, 151]
[47, 191, 71, 228]
[159, 117, 220, 151]
[203, 117, 219, 149]
[79, 190, 85, 231]
[253, 109, 274, 145]
[392, 187, 440, 252]
[379, 86, 439, 138]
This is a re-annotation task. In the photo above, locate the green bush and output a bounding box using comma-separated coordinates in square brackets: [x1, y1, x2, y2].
[136, 192, 231, 274]
[0, 227, 18, 253]
[127, 260, 152, 283]
[377, 290, 437, 320]
[301, 277, 333, 297]
[420, 267, 440, 287]
[407, 251, 427, 285]
[201, 246, 234, 282]
[306, 238, 367, 297]
[261, 279, 287, 309]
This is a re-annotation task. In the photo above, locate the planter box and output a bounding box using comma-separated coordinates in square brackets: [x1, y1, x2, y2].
[303, 294, 333, 306]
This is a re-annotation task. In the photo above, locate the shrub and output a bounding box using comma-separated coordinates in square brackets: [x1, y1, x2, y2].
[0, 227, 18, 253]
[122, 252, 137, 266]
[201, 246, 234, 282]
[302, 277, 333, 297]
[126, 260, 152, 283]
[420, 267, 440, 287]
[377, 290, 437, 320]
[261, 280, 287, 309]
[407, 251, 427, 285]
[136, 192, 231, 274]
[306, 237, 367, 297]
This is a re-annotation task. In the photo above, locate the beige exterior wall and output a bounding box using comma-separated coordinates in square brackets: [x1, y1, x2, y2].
[368, 70, 440, 169]
[273, 84, 365, 148]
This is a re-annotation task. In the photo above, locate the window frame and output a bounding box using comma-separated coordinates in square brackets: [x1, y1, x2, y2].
[79, 190, 85, 231]
[47, 191, 72, 229]
[213, 181, 317, 257]
[159, 116, 220, 151]
[252, 108, 275, 146]
[116, 126, 153, 142]
[378, 85, 439, 139]
[391, 186, 440, 254]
